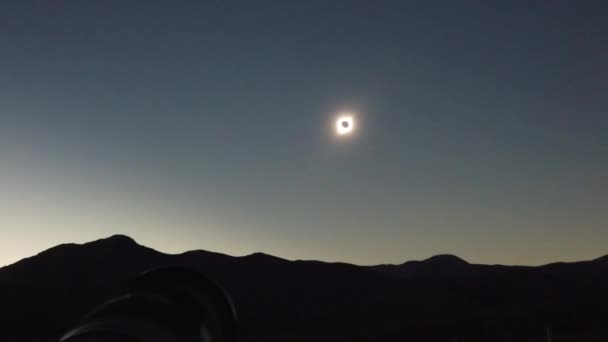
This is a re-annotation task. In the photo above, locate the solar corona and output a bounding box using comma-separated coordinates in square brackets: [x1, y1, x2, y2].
[336, 115, 355, 136]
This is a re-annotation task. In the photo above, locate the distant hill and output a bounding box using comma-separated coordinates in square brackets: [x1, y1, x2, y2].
[0, 235, 607, 342]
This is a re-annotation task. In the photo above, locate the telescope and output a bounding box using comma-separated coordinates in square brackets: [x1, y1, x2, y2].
[61, 267, 238, 342]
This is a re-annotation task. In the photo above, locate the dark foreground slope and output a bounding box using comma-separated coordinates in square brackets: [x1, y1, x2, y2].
[0, 235, 606, 342]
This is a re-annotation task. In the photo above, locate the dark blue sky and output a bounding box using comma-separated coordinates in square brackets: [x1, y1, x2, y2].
[1, 1, 606, 266]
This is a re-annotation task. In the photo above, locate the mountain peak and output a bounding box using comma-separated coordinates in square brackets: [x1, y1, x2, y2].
[242, 252, 287, 263]
[86, 234, 139, 248]
[424, 254, 469, 265]
[109, 234, 136, 242]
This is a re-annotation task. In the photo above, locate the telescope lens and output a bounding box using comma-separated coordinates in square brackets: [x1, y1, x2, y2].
[61, 268, 237, 342]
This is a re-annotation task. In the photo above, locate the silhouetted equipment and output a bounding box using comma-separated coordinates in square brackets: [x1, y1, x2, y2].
[61, 267, 238, 342]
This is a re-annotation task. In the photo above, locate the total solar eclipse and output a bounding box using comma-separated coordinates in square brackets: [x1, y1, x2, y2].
[336, 115, 354, 136]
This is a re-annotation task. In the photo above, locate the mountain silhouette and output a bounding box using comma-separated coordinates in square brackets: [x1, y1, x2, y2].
[0, 235, 607, 342]
[373, 254, 472, 279]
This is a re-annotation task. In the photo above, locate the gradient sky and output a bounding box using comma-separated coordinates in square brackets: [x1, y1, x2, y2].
[1, 1, 607, 267]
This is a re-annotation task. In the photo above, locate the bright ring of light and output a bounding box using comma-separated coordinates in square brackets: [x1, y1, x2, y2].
[336, 115, 354, 135]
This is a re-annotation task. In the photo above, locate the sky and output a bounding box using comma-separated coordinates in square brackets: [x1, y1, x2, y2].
[1, 1, 607, 267]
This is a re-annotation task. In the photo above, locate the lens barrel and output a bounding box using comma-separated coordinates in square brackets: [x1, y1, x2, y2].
[61, 267, 237, 342]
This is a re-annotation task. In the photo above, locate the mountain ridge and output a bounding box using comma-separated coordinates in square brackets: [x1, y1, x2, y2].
[1, 235, 607, 342]
[4, 234, 605, 271]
